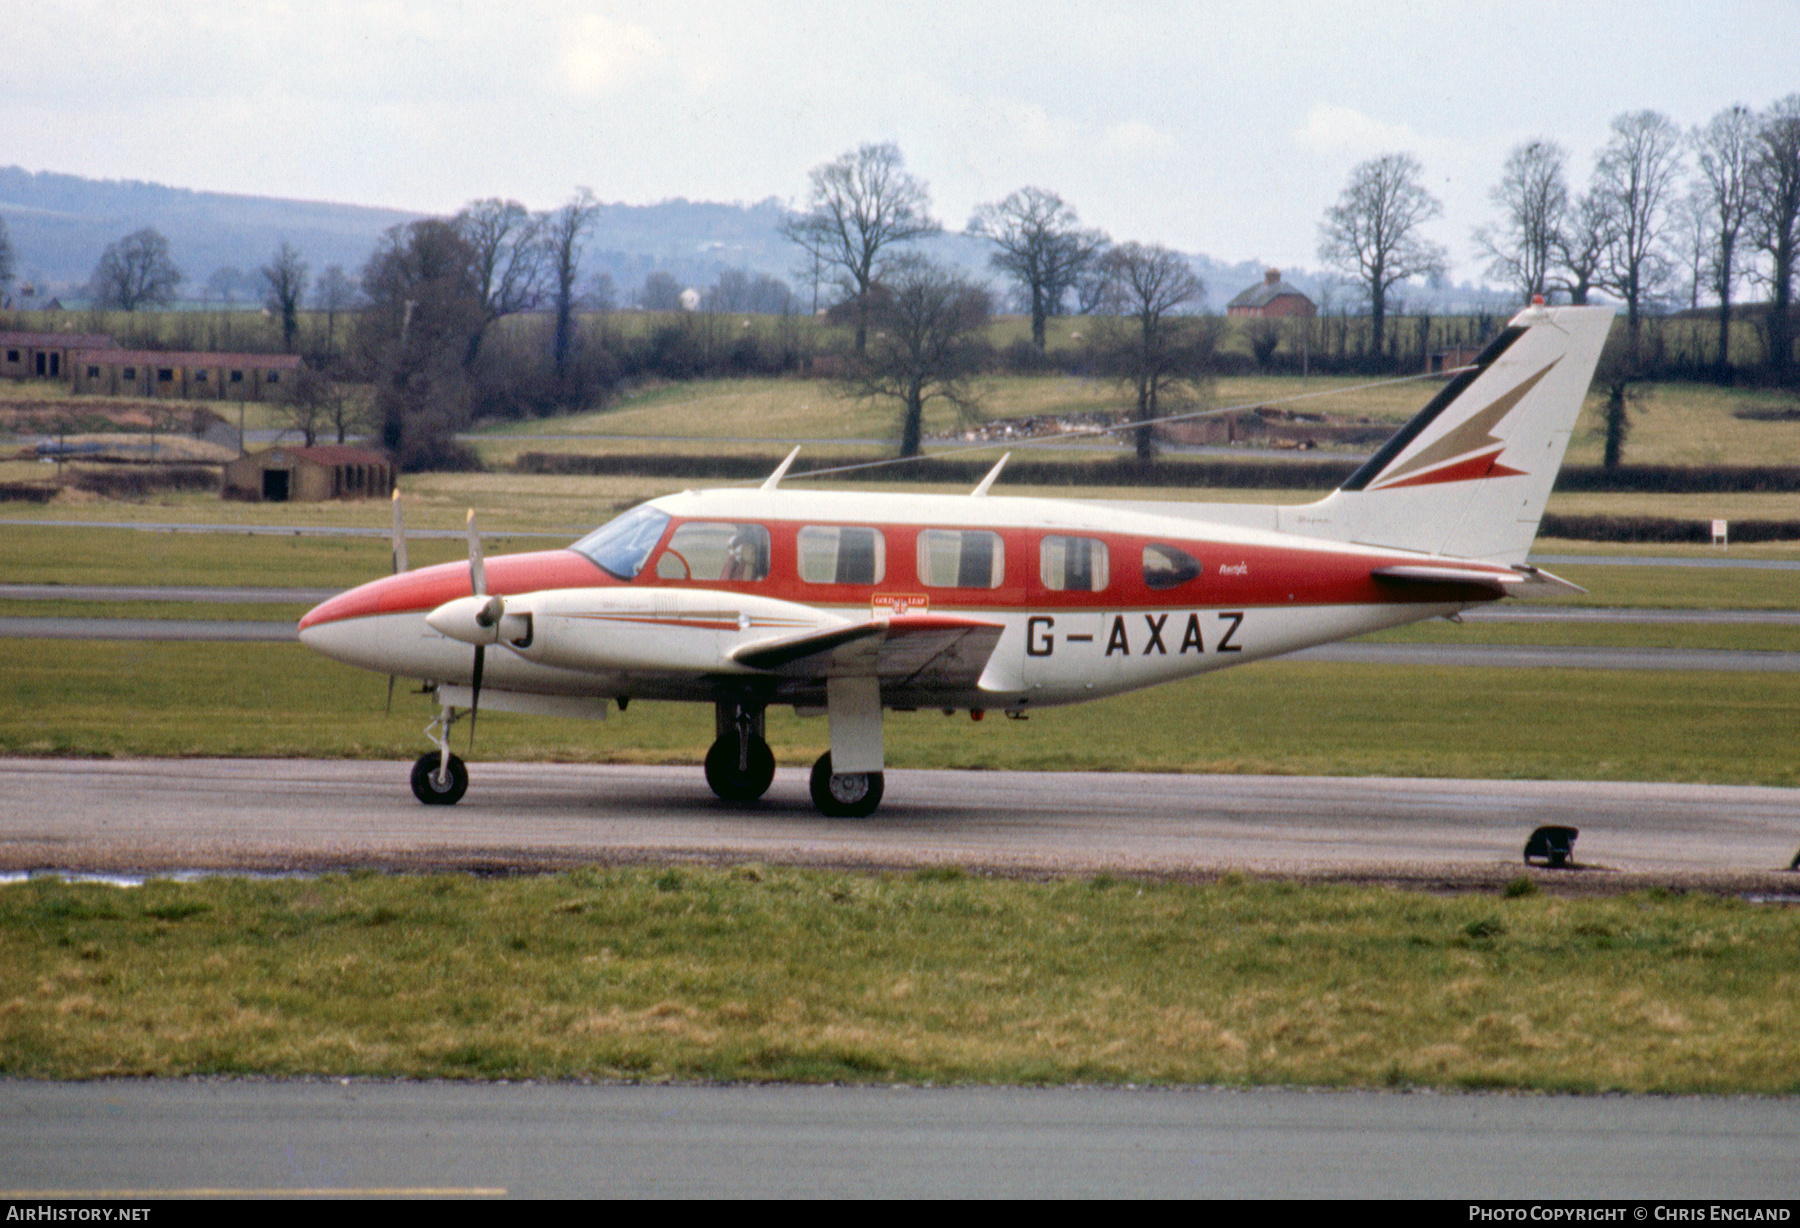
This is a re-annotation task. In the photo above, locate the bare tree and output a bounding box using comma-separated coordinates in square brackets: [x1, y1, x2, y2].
[542, 189, 599, 384]
[782, 142, 939, 353]
[746, 274, 794, 315]
[1317, 153, 1447, 362]
[844, 256, 989, 457]
[275, 364, 332, 447]
[702, 268, 751, 313]
[638, 271, 683, 311]
[968, 187, 1108, 351]
[88, 228, 182, 311]
[358, 220, 485, 471]
[0, 216, 14, 300]
[1750, 95, 1800, 380]
[1667, 187, 1710, 313]
[1591, 110, 1684, 364]
[1474, 140, 1568, 304]
[207, 266, 249, 305]
[454, 198, 545, 367]
[312, 264, 359, 361]
[1692, 104, 1758, 379]
[1551, 191, 1613, 305]
[262, 241, 309, 353]
[1093, 242, 1209, 462]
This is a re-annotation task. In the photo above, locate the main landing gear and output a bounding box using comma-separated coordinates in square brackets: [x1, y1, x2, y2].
[809, 752, 883, 819]
[704, 699, 776, 802]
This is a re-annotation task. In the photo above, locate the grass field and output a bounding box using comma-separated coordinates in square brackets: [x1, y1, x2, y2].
[2, 869, 1795, 1090]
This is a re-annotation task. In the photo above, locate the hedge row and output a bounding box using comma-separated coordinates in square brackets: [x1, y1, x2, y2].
[1539, 514, 1800, 544]
[515, 450, 1800, 495]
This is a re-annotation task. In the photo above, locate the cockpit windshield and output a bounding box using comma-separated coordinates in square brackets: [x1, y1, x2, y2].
[569, 505, 672, 581]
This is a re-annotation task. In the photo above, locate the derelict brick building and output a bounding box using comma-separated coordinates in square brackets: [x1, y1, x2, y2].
[70, 350, 303, 400]
[222, 444, 393, 503]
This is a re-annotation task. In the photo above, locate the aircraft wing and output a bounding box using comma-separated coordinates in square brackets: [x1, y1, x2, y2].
[729, 614, 1005, 687]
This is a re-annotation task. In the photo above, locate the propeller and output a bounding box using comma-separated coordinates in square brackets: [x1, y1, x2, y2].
[424, 511, 530, 748]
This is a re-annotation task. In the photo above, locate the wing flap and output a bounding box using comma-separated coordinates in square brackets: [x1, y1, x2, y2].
[730, 614, 1005, 686]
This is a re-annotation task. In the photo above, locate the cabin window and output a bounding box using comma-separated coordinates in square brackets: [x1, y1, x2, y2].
[1039, 536, 1109, 592]
[655, 522, 770, 582]
[267, 371, 280, 384]
[5, 350, 16, 363]
[798, 526, 886, 585]
[194, 369, 208, 382]
[158, 368, 174, 382]
[86, 366, 100, 379]
[123, 367, 137, 380]
[917, 529, 1004, 589]
[230, 370, 244, 383]
[1144, 543, 1204, 590]
[570, 504, 671, 581]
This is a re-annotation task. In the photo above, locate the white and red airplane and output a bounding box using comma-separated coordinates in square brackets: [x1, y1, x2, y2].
[300, 302, 1612, 817]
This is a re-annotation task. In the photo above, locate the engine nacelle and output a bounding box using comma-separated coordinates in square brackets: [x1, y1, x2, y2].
[425, 595, 532, 648]
[495, 587, 841, 675]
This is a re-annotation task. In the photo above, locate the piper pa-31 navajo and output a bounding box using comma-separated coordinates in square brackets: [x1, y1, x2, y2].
[300, 302, 1612, 817]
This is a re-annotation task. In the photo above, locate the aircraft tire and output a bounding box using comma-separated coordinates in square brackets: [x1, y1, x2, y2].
[809, 752, 883, 819]
[704, 735, 776, 802]
[410, 752, 469, 805]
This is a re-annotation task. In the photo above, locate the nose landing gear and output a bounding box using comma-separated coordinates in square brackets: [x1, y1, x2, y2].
[411, 703, 469, 805]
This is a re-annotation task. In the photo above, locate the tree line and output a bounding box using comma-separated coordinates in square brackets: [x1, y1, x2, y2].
[3, 94, 1796, 470]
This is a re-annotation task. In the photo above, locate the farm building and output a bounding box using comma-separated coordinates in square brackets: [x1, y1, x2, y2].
[0, 331, 117, 380]
[222, 445, 393, 503]
[1426, 345, 1486, 375]
[1226, 270, 1316, 319]
[70, 350, 303, 401]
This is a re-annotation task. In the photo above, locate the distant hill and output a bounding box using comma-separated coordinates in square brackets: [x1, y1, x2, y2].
[0, 166, 1514, 313]
[0, 167, 422, 298]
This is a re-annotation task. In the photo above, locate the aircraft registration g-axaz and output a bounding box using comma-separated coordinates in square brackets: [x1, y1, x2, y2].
[300, 302, 1613, 817]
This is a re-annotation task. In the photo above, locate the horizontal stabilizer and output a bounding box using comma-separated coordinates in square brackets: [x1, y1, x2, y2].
[1372, 563, 1585, 597]
[731, 614, 1004, 687]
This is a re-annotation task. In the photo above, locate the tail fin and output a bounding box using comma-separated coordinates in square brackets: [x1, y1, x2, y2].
[1280, 304, 1613, 563]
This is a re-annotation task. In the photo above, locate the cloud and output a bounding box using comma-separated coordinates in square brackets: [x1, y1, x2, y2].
[1294, 104, 1424, 158]
[557, 13, 667, 96]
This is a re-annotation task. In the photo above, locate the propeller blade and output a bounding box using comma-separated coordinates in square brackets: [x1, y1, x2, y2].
[468, 644, 484, 751]
[391, 489, 408, 574]
[386, 491, 405, 715]
[467, 509, 487, 597]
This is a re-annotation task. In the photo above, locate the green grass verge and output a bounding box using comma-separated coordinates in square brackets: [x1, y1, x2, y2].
[2, 642, 1795, 786]
[2, 869, 1794, 1090]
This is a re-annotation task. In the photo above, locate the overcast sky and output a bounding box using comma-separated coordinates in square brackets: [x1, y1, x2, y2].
[6, 1, 1796, 288]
